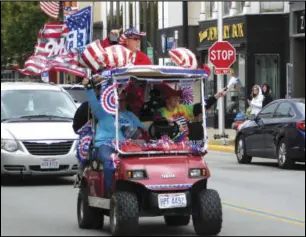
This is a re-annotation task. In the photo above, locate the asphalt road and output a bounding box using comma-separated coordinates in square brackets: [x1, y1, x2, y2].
[1, 151, 305, 236]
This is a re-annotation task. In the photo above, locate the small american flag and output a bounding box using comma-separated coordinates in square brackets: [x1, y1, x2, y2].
[19, 22, 88, 78]
[40, 2, 60, 19]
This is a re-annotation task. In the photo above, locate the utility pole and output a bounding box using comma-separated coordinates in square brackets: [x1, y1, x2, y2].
[150, 1, 155, 64]
[116, 1, 120, 28]
[182, 0, 188, 47]
[217, 1, 225, 138]
[142, 1, 147, 53]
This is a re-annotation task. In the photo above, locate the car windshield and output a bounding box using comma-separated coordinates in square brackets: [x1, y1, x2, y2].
[1, 89, 77, 121]
[295, 100, 305, 116]
[64, 87, 87, 103]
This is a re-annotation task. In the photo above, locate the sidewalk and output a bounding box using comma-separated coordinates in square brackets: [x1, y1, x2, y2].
[206, 128, 236, 152]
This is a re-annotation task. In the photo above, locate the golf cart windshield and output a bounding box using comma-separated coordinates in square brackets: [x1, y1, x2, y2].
[98, 66, 209, 156]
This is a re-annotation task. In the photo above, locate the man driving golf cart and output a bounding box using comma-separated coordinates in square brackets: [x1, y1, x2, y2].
[82, 78, 147, 197]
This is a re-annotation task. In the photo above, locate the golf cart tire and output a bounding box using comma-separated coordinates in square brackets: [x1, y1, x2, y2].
[77, 188, 104, 229]
[164, 215, 190, 226]
[110, 191, 139, 236]
[192, 189, 222, 236]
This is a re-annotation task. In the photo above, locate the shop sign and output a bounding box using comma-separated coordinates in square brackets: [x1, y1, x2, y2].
[199, 23, 244, 43]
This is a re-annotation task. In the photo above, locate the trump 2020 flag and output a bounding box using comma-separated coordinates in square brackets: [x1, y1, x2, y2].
[65, 6, 92, 51]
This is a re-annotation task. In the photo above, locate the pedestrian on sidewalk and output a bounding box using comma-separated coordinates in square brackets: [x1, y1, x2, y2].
[249, 85, 264, 116]
[262, 83, 273, 108]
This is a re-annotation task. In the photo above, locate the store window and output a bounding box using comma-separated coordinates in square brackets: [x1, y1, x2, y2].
[236, 1, 245, 14]
[225, 54, 246, 114]
[254, 54, 280, 99]
[205, 2, 214, 19]
[223, 1, 232, 16]
[260, 2, 284, 13]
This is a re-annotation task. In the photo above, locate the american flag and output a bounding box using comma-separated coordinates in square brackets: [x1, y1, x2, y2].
[19, 22, 88, 77]
[40, 2, 60, 19]
[66, 6, 91, 49]
[63, 6, 79, 22]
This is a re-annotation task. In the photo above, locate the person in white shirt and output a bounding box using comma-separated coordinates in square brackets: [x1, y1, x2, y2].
[250, 85, 264, 115]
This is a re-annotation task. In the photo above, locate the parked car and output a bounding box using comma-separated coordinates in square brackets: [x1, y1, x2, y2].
[1, 82, 79, 177]
[58, 84, 87, 107]
[235, 98, 305, 169]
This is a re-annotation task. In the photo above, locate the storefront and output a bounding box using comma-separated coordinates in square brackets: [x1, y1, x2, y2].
[156, 25, 199, 66]
[198, 14, 289, 128]
[289, 2, 305, 98]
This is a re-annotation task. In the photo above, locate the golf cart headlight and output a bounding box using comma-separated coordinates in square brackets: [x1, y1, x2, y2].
[127, 170, 147, 179]
[189, 168, 207, 178]
[1, 139, 19, 152]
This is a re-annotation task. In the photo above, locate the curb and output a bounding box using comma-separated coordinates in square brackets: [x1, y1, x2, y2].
[207, 144, 235, 152]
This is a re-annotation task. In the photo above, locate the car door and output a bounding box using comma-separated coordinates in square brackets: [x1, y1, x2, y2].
[263, 102, 295, 157]
[247, 102, 280, 157]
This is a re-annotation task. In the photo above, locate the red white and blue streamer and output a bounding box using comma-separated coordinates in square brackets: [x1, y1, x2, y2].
[108, 153, 121, 170]
[100, 80, 117, 115]
[76, 121, 93, 163]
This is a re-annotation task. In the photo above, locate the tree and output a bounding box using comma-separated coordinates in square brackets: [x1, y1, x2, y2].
[1, 2, 49, 68]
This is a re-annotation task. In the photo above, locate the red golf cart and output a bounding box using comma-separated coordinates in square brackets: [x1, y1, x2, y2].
[76, 66, 223, 236]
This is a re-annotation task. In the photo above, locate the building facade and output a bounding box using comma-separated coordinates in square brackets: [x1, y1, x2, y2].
[289, 2, 305, 98]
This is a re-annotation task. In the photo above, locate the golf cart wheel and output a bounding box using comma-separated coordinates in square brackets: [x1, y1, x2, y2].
[192, 189, 222, 236]
[236, 135, 252, 164]
[277, 138, 294, 169]
[77, 187, 104, 229]
[164, 215, 190, 226]
[110, 191, 139, 236]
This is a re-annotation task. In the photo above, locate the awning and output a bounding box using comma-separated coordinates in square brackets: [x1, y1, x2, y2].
[197, 43, 243, 51]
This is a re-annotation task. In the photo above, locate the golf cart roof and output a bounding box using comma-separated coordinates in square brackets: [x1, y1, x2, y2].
[111, 66, 208, 79]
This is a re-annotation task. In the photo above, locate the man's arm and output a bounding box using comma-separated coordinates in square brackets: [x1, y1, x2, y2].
[83, 78, 106, 119]
[192, 89, 227, 115]
[130, 112, 146, 129]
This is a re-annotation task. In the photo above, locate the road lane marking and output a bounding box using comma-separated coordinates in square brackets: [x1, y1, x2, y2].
[222, 201, 305, 227]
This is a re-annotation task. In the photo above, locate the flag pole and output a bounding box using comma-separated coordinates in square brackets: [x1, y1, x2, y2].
[59, 1, 64, 84]
[86, 3, 94, 79]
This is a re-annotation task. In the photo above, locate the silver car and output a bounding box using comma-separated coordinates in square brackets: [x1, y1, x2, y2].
[1, 82, 79, 177]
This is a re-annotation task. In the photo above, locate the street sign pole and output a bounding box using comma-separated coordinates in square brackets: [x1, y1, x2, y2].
[217, 1, 225, 137]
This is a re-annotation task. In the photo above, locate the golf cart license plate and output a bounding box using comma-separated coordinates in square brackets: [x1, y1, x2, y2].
[40, 159, 59, 169]
[158, 193, 187, 209]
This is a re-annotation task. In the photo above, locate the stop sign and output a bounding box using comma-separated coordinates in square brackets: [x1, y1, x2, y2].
[208, 41, 236, 69]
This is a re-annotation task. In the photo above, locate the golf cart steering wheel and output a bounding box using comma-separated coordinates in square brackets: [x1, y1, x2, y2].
[148, 117, 180, 140]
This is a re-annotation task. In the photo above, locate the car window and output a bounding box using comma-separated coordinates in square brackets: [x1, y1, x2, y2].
[1, 89, 77, 120]
[295, 101, 305, 115]
[258, 102, 279, 119]
[274, 102, 295, 118]
[66, 88, 87, 103]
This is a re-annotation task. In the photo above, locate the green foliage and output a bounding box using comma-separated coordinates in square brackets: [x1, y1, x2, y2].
[1, 1, 49, 67]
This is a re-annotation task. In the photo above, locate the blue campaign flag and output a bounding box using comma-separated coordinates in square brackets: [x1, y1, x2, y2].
[65, 6, 92, 51]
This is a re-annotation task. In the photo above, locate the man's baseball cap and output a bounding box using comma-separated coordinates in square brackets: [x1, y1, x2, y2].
[119, 27, 146, 45]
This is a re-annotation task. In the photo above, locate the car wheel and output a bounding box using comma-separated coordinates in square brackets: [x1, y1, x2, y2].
[109, 191, 139, 236]
[277, 138, 294, 169]
[77, 187, 104, 229]
[192, 189, 223, 236]
[164, 215, 190, 226]
[236, 135, 252, 164]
